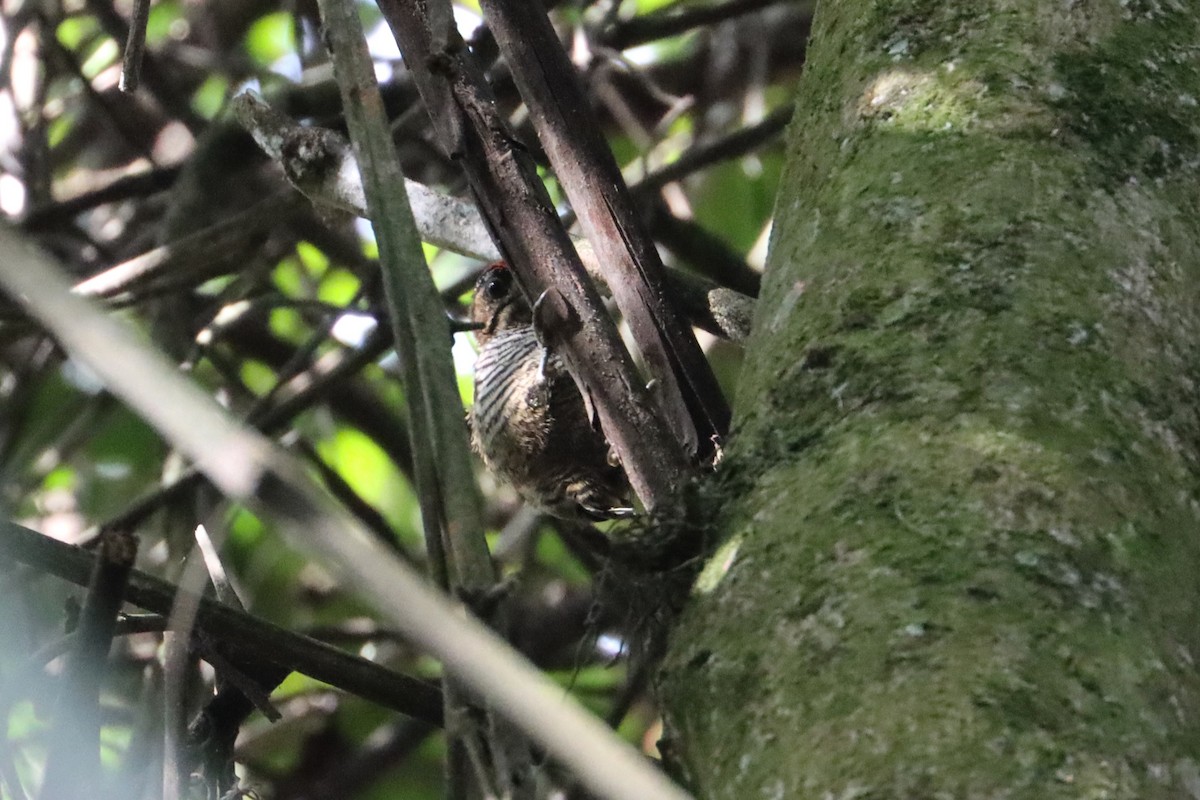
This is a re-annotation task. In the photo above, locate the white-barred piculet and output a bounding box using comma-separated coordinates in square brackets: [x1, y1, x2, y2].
[468, 262, 633, 521]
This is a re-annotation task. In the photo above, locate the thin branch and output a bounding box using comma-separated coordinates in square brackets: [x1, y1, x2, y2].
[42, 27, 158, 161]
[185, 659, 287, 771]
[646, 202, 762, 298]
[81, 0, 204, 133]
[193, 524, 243, 609]
[67, 192, 304, 302]
[293, 437, 416, 561]
[250, 267, 379, 415]
[193, 631, 281, 722]
[633, 104, 793, 196]
[38, 529, 137, 800]
[248, 326, 394, 434]
[21, 166, 181, 230]
[89, 326, 396, 542]
[118, 0, 151, 92]
[0, 520, 444, 725]
[602, 0, 792, 50]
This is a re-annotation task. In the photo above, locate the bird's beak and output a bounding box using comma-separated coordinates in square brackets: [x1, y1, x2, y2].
[446, 311, 486, 333]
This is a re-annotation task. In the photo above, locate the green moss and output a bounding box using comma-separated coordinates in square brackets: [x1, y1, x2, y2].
[668, 410, 1200, 796]
[662, 1, 1200, 797]
[1052, 12, 1200, 183]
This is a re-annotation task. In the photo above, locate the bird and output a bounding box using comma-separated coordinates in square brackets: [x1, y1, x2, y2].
[468, 262, 634, 521]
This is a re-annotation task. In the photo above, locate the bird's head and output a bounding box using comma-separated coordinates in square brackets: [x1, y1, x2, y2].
[470, 262, 532, 345]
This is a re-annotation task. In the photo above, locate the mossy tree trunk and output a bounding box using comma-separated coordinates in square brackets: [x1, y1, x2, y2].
[659, 2, 1200, 796]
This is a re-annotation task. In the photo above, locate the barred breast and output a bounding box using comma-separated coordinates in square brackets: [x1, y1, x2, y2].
[469, 326, 632, 520]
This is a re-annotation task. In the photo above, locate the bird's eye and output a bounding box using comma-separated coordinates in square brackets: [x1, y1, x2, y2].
[483, 269, 512, 301]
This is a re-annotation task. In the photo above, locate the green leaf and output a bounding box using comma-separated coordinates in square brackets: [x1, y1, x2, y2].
[56, 17, 99, 49]
[145, 0, 183, 44]
[245, 12, 295, 66]
[269, 306, 305, 341]
[318, 269, 361, 306]
[191, 74, 229, 119]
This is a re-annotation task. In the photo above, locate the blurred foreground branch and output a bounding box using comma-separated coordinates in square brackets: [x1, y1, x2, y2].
[0, 223, 692, 800]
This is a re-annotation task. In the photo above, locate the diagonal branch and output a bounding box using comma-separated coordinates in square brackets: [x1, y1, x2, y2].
[601, 0, 794, 51]
[314, 0, 490, 593]
[479, 0, 731, 459]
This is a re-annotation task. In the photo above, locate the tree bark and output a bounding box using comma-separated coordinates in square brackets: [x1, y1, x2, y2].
[660, 2, 1200, 797]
